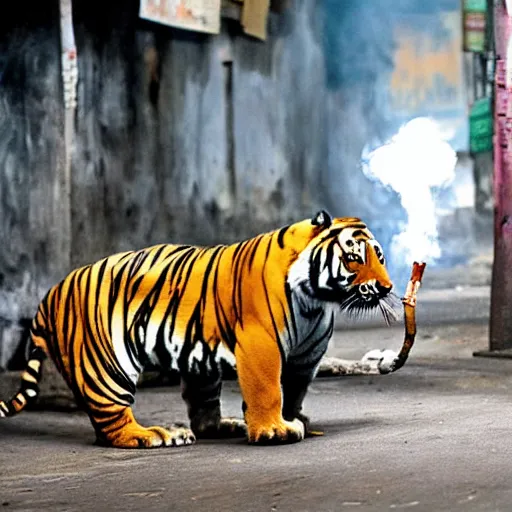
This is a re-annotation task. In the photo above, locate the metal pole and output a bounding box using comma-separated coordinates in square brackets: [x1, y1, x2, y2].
[58, 0, 77, 269]
[476, 0, 512, 357]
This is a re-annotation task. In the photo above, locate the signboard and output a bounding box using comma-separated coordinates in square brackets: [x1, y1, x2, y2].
[463, 0, 487, 52]
[469, 97, 493, 153]
[139, 0, 221, 35]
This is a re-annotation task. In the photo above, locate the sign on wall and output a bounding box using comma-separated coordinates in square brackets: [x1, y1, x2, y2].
[470, 96, 493, 153]
[139, 0, 221, 34]
[463, 0, 487, 52]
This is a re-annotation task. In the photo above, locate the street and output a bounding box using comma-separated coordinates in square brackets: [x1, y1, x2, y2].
[2, 285, 512, 511]
[0, 0, 503, 509]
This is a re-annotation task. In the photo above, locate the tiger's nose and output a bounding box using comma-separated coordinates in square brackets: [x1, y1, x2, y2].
[359, 283, 370, 295]
[359, 282, 392, 297]
[375, 282, 392, 297]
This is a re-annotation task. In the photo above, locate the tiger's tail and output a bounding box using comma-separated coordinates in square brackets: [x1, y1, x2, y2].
[0, 318, 49, 418]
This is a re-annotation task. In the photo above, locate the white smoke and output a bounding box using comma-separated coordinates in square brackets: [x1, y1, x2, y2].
[362, 117, 457, 266]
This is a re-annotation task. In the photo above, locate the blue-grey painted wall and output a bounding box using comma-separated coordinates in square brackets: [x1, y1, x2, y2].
[0, 0, 477, 369]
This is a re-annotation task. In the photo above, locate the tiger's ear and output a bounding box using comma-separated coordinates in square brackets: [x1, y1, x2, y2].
[311, 210, 332, 229]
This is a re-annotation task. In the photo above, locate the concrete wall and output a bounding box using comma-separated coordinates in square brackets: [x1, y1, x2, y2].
[0, 0, 336, 369]
[0, 0, 491, 370]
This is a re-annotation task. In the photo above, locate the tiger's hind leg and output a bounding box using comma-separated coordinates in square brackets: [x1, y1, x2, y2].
[89, 403, 196, 449]
[181, 342, 246, 439]
[62, 342, 195, 449]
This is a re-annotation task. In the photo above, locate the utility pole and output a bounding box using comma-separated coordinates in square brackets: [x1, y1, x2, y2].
[58, 0, 77, 271]
[477, 0, 512, 356]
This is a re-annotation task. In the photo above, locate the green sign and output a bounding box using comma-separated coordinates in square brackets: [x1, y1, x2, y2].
[464, 0, 487, 12]
[463, 0, 487, 52]
[470, 97, 493, 153]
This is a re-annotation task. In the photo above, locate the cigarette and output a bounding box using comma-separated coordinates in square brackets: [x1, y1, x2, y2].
[381, 261, 426, 374]
[317, 261, 426, 377]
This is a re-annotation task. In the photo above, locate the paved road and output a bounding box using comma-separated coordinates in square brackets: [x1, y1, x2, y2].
[3, 284, 512, 512]
[3, 340, 512, 511]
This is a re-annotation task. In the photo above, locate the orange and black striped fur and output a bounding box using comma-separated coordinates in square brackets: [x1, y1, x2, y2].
[0, 211, 397, 448]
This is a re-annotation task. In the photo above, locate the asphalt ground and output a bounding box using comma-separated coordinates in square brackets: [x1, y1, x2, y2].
[3, 285, 512, 511]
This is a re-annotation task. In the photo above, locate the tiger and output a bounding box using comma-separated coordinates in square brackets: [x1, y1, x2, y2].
[0, 211, 398, 448]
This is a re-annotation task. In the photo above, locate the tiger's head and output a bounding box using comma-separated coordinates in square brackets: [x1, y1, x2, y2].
[288, 210, 399, 323]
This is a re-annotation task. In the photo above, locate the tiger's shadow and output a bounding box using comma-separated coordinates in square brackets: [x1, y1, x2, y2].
[0, 411, 95, 446]
[0, 411, 384, 448]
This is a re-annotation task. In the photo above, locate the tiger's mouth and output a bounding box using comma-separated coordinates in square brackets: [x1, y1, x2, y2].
[339, 285, 401, 325]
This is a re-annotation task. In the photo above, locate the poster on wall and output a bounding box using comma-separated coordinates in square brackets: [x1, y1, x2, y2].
[139, 0, 221, 34]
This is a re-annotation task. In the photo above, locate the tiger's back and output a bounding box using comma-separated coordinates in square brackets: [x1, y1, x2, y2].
[32, 244, 239, 402]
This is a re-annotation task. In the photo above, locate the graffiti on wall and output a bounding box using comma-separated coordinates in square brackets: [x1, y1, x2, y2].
[139, 0, 221, 34]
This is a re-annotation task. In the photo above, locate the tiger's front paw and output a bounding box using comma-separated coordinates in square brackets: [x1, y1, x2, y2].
[362, 348, 398, 374]
[247, 418, 305, 445]
[283, 413, 324, 438]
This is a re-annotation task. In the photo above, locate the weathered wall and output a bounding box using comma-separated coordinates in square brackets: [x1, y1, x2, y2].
[0, 3, 69, 367]
[0, 0, 335, 369]
[69, 0, 329, 261]
[0, 0, 491, 369]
